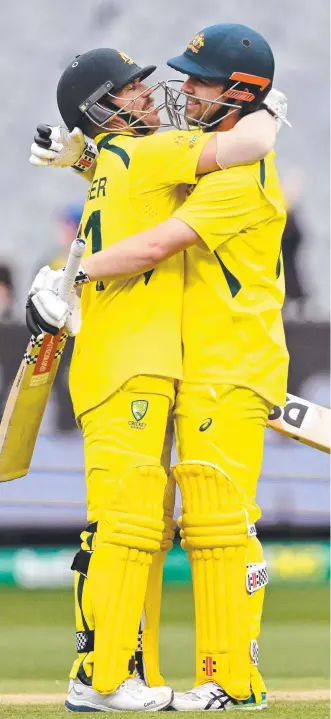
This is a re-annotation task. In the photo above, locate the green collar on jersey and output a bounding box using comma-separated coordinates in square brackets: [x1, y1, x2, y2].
[96, 133, 131, 168]
[96, 131, 140, 150]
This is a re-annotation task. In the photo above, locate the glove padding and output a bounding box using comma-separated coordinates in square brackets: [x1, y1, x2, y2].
[29, 125, 86, 168]
[26, 266, 82, 338]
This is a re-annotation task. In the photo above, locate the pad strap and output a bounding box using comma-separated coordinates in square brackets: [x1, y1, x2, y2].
[135, 622, 146, 682]
[246, 561, 268, 595]
[250, 640, 259, 666]
[76, 629, 95, 654]
[71, 549, 92, 578]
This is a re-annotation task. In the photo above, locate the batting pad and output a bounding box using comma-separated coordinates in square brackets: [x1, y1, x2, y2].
[70, 568, 95, 684]
[173, 461, 251, 700]
[88, 464, 166, 694]
[139, 474, 177, 687]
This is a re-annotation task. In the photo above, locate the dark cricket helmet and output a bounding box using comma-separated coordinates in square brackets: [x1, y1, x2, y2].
[57, 48, 157, 132]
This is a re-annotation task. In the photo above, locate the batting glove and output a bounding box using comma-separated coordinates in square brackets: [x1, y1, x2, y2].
[29, 124, 98, 172]
[26, 265, 89, 337]
[263, 89, 291, 132]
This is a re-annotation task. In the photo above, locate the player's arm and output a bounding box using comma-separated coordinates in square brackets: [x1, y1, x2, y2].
[82, 218, 199, 278]
[29, 90, 288, 180]
[197, 109, 276, 174]
[130, 110, 276, 189]
[201, 87, 290, 173]
[30, 170, 258, 288]
[81, 168, 267, 278]
[25, 219, 198, 336]
[29, 170, 264, 287]
[29, 115, 273, 181]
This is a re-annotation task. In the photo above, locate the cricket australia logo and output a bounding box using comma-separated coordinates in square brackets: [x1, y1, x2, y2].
[129, 400, 149, 430]
[117, 50, 134, 65]
[131, 400, 148, 421]
[188, 32, 205, 54]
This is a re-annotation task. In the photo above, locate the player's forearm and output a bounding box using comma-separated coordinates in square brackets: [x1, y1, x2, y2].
[82, 233, 156, 279]
[81, 219, 198, 280]
[216, 109, 276, 169]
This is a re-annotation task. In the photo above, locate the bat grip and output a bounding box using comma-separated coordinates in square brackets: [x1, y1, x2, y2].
[59, 238, 86, 303]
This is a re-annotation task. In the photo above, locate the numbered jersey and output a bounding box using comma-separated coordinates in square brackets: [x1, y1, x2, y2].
[70, 129, 211, 418]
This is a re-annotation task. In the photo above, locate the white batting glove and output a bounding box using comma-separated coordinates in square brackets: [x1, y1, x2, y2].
[26, 266, 84, 337]
[29, 124, 98, 173]
[29, 266, 64, 295]
[264, 89, 291, 132]
[30, 289, 69, 332]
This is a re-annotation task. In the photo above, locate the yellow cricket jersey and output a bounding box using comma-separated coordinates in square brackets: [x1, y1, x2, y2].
[69, 129, 211, 418]
[173, 151, 289, 406]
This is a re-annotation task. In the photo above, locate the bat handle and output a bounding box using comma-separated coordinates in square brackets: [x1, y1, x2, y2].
[59, 237, 86, 303]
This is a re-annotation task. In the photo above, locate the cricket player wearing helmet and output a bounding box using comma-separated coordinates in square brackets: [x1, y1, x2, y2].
[163, 25, 289, 710]
[28, 26, 288, 712]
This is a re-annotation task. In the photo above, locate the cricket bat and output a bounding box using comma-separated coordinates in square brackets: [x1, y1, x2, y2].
[0, 237, 86, 482]
[267, 393, 330, 453]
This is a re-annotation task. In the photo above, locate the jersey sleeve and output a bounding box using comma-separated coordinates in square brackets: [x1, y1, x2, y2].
[172, 166, 273, 252]
[130, 130, 213, 188]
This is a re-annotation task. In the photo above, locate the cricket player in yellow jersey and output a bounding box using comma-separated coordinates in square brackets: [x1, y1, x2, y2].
[29, 24, 289, 711]
[130, 30, 288, 710]
[27, 39, 282, 712]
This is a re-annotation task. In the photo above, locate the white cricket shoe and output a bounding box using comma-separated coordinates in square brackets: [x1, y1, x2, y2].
[65, 676, 173, 712]
[171, 681, 268, 711]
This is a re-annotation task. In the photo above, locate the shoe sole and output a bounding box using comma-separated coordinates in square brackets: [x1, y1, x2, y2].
[167, 702, 268, 712]
[65, 690, 174, 713]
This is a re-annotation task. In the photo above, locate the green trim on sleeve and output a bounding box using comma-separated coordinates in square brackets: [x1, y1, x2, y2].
[260, 159, 266, 187]
[276, 248, 282, 279]
[214, 251, 242, 298]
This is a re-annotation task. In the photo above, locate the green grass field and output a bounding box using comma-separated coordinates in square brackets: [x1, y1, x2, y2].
[0, 706, 330, 719]
[0, 584, 329, 717]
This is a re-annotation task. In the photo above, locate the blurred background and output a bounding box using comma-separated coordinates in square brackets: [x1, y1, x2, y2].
[0, 0, 329, 699]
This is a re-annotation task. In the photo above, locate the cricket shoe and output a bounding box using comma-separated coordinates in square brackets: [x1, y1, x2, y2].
[65, 676, 173, 712]
[170, 681, 267, 711]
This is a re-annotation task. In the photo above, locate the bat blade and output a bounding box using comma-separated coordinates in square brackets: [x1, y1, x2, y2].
[0, 236, 86, 482]
[0, 330, 68, 481]
[267, 393, 330, 453]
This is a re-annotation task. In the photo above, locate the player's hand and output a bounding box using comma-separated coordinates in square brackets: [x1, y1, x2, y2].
[26, 266, 82, 337]
[30, 125, 86, 167]
[26, 289, 69, 337]
[264, 89, 291, 132]
[29, 125, 98, 173]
